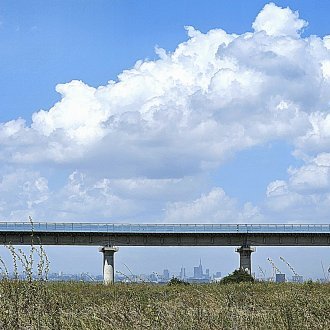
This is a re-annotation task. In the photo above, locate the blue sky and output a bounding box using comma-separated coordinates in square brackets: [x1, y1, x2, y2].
[0, 1, 330, 278]
[2, 0, 330, 122]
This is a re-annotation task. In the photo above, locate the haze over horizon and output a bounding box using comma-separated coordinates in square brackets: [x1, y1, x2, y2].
[0, 1, 329, 279]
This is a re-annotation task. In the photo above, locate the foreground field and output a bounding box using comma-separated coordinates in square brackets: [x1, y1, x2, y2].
[0, 281, 329, 330]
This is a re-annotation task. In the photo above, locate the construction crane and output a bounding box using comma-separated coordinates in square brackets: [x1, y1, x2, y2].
[258, 265, 266, 281]
[279, 256, 299, 276]
[267, 258, 282, 281]
[321, 261, 328, 282]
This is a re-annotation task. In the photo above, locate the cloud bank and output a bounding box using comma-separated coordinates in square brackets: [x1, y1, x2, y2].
[2, 3, 330, 223]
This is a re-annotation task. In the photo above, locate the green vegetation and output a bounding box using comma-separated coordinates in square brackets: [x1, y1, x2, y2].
[168, 276, 190, 286]
[0, 280, 329, 329]
[220, 269, 254, 284]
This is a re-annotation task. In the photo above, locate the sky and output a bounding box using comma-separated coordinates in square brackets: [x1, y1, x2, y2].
[0, 0, 330, 279]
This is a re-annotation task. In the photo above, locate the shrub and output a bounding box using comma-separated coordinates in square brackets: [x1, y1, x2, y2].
[168, 277, 190, 286]
[220, 269, 254, 284]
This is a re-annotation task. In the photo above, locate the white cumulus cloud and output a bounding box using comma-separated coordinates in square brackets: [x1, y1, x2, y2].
[265, 153, 330, 221]
[165, 187, 262, 223]
[252, 2, 307, 37]
[2, 3, 330, 223]
[0, 2, 326, 178]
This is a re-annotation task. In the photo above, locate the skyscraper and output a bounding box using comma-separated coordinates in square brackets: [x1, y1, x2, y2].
[193, 259, 203, 279]
[179, 266, 186, 280]
[163, 269, 170, 281]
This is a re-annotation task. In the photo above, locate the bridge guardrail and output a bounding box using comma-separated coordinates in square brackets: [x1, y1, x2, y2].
[0, 222, 329, 234]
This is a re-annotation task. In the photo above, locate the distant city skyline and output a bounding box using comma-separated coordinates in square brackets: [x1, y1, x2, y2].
[19, 258, 325, 283]
[3, 250, 329, 282]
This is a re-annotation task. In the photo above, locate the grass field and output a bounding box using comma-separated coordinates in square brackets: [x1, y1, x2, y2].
[0, 280, 329, 330]
[0, 236, 328, 330]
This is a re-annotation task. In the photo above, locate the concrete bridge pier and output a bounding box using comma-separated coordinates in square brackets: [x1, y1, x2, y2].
[236, 245, 255, 274]
[99, 246, 118, 284]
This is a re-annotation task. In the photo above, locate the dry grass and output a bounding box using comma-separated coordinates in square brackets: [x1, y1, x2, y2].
[0, 280, 329, 330]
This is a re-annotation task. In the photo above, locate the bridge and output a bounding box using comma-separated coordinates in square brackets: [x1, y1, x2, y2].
[0, 222, 329, 284]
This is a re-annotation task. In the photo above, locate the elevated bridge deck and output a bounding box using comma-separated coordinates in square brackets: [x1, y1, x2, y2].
[0, 222, 329, 246]
[1, 222, 329, 283]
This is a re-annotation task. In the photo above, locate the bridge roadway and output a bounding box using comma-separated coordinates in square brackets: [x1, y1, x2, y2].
[0, 222, 329, 284]
[1, 222, 329, 246]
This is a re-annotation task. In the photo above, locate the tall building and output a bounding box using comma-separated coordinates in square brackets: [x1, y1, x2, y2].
[214, 271, 222, 278]
[179, 266, 186, 280]
[275, 273, 286, 283]
[189, 259, 211, 283]
[163, 269, 170, 281]
[212, 271, 222, 282]
[292, 275, 303, 283]
[193, 259, 203, 279]
[148, 273, 157, 282]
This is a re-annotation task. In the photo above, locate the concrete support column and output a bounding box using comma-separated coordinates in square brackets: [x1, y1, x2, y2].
[235, 245, 255, 274]
[99, 246, 118, 284]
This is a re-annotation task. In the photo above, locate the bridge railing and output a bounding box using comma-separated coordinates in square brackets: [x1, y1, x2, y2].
[0, 222, 329, 234]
